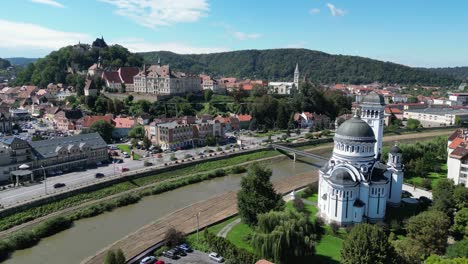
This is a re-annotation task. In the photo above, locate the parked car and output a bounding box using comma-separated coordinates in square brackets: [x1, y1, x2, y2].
[163, 249, 177, 259]
[177, 243, 193, 253]
[95, 173, 105, 178]
[155, 260, 165, 264]
[53, 183, 66, 188]
[172, 247, 186, 256]
[139, 256, 156, 264]
[121, 167, 130, 172]
[114, 159, 124, 164]
[124, 154, 131, 158]
[209, 252, 224, 263]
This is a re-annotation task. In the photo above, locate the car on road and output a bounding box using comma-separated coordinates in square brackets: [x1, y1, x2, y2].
[95, 173, 105, 178]
[163, 249, 178, 259]
[113, 159, 124, 164]
[208, 252, 224, 263]
[140, 256, 156, 264]
[177, 243, 193, 253]
[124, 154, 131, 158]
[53, 183, 66, 188]
[154, 260, 165, 264]
[121, 167, 130, 172]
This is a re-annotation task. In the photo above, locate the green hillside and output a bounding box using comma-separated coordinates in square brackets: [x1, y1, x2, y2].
[140, 49, 457, 86]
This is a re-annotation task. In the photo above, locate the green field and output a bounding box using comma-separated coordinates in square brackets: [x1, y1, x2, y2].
[226, 223, 254, 252]
[315, 235, 343, 263]
[405, 163, 447, 189]
[117, 144, 141, 160]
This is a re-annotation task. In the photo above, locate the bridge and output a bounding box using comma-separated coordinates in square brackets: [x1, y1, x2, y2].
[270, 144, 329, 162]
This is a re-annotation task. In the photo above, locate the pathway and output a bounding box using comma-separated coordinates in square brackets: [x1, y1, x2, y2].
[402, 184, 433, 199]
[81, 171, 318, 264]
[217, 218, 241, 238]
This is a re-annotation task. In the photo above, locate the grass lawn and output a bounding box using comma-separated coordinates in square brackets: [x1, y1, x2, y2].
[405, 163, 447, 189]
[307, 193, 318, 203]
[117, 144, 142, 160]
[315, 235, 343, 263]
[226, 222, 255, 253]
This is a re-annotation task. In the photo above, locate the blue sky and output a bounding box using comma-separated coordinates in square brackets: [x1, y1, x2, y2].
[0, 0, 467, 67]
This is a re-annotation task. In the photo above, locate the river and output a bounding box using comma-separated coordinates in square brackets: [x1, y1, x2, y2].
[5, 137, 425, 264]
[5, 156, 325, 264]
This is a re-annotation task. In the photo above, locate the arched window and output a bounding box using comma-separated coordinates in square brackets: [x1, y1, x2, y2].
[356, 146, 360, 152]
[351, 146, 354, 152]
[346, 145, 349, 152]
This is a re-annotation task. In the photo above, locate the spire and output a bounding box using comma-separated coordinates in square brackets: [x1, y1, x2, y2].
[295, 63, 299, 73]
[157, 57, 161, 65]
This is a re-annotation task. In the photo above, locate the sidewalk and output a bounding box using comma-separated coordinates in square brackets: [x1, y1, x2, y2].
[402, 184, 433, 199]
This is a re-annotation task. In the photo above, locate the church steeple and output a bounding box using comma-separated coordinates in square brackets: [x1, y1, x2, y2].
[294, 63, 300, 90]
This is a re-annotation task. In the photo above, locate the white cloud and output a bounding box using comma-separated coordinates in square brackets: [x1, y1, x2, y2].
[309, 8, 320, 15]
[116, 38, 229, 54]
[0, 19, 91, 50]
[30, 0, 64, 8]
[99, 0, 209, 29]
[326, 3, 346, 16]
[233, 32, 262, 41]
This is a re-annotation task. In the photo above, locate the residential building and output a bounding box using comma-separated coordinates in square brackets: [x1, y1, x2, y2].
[56, 88, 76, 101]
[200, 74, 225, 94]
[112, 117, 135, 139]
[101, 67, 139, 92]
[318, 102, 404, 225]
[384, 107, 403, 126]
[0, 133, 108, 183]
[0, 113, 13, 135]
[54, 109, 84, 131]
[447, 129, 468, 187]
[238, 114, 252, 130]
[76, 114, 113, 131]
[403, 108, 468, 127]
[84, 79, 98, 97]
[133, 64, 201, 95]
[294, 112, 331, 129]
[449, 93, 468, 106]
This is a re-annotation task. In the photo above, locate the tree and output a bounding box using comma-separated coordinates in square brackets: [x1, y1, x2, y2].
[406, 118, 422, 130]
[128, 125, 145, 139]
[252, 210, 317, 264]
[341, 224, 395, 264]
[393, 238, 426, 264]
[104, 250, 117, 264]
[115, 249, 126, 264]
[446, 238, 468, 259]
[406, 210, 450, 257]
[204, 89, 213, 102]
[89, 120, 114, 143]
[425, 255, 468, 264]
[237, 163, 284, 226]
[453, 185, 468, 210]
[432, 179, 455, 215]
[164, 227, 185, 248]
[142, 137, 151, 150]
[451, 208, 468, 239]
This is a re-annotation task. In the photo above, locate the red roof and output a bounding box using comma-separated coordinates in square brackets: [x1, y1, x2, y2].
[113, 117, 135, 128]
[82, 115, 113, 128]
[385, 107, 403, 115]
[118, 67, 139, 84]
[238, 114, 252, 122]
[255, 260, 274, 264]
[102, 71, 121, 84]
[242, 84, 254, 91]
[449, 137, 465, 149]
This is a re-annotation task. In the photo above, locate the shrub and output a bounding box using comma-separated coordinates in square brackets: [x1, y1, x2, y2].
[204, 229, 257, 264]
[330, 222, 340, 235]
[164, 227, 185, 248]
[214, 169, 226, 177]
[7, 231, 39, 250]
[230, 166, 247, 174]
[32, 216, 73, 238]
[0, 241, 11, 261]
[154, 245, 169, 256]
[421, 178, 432, 190]
[303, 182, 318, 197]
[293, 198, 305, 212]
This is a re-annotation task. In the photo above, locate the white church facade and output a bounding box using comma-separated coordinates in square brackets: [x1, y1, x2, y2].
[268, 63, 300, 95]
[318, 92, 404, 225]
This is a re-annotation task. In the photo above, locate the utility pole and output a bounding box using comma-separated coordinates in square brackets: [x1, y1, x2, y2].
[195, 211, 201, 242]
[41, 165, 47, 194]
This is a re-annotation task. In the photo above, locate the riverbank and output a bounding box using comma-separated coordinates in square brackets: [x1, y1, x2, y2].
[81, 170, 318, 264]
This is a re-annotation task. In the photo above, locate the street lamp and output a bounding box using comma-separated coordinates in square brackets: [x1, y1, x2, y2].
[194, 211, 201, 242]
[113, 160, 116, 177]
[40, 165, 47, 194]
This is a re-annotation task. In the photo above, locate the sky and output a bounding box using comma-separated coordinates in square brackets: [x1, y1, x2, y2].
[0, 0, 467, 67]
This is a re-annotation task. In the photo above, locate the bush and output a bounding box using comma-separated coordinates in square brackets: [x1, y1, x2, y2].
[330, 222, 340, 235]
[230, 166, 247, 174]
[32, 216, 73, 238]
[0, 241, 11, 261]
[421, 178, 432, 190]
[293, 198, 305, 212]
[164, 227, 185, 248]
[214, 169, 226, 177]
[303, 182, 318, 197]
[154, 245, 169, 256]
[7, 231, 39, 250]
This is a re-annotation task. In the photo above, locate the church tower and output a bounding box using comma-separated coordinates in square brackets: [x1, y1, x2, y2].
[360, 92, 385, 158]
[387, 144, 404, 206]
[293, 63, 300, 91]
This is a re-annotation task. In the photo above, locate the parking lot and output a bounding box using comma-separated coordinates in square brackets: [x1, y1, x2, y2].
[157, 250, 220, 264]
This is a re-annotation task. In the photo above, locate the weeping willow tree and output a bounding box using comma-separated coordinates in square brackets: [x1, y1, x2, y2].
[251, 210, 317, 264]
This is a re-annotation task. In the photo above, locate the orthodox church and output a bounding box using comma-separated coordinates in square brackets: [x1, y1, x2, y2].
[318, 92, 404, 225]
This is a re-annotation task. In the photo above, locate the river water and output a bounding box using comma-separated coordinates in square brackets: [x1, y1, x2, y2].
[5, 138, 425, 264]
[5, 156, 325, 264]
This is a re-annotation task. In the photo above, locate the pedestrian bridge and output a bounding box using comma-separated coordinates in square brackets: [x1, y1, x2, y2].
[269, 144, 329, 162]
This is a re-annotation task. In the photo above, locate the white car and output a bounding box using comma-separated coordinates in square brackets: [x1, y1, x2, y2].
[139, 256, 156, 264]
[209, 252, 224, 263]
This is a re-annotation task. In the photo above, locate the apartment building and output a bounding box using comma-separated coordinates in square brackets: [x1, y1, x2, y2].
[447, 129, 468, 187]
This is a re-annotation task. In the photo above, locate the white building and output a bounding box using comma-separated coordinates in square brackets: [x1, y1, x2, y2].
[447, 129, 468, 187]
[318, 93, 404, 225]
[360, 91, 385, 157]
[449, 92, 468, 106]
[403, 108, 468, 127]
[133, 63, 201, 95]
[268, 64, 299, 95]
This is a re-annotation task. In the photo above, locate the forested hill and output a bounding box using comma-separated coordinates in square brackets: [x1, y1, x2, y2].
[0, 58, 11, 69]
[425, 66, 468, 80]
[5, 57, 37, 66]
[140, 49, 457, 86]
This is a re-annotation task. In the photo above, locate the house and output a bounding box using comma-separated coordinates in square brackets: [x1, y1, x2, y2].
[136, 113, 151, 125]
[102, 71, 122, 91]
[118, 67, 140, 92]
[200, 74, 225, 94]
[238, 114, 252, 130]
[54, 109, 84, 131]
[384, 107, 404, 126]
[46, 83, 63, 95]
[294, 112, 330, 129]
[214, 115, 240, 132]
[112, 117, 135, 139]
[76, 114, 113, 131]
[17, 85, 37, 99]
[84, 79, 98, 97]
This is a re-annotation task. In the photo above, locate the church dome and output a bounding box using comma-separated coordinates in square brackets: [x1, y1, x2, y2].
[330, 168, 356, 184]
[335, 116, 376, 142]
[362, 91, 385, 105]
[390, 144, 402, 154]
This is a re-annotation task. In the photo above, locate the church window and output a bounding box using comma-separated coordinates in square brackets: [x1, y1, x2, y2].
[357, 146, 360, 152]
[351, 146, 354, 152]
